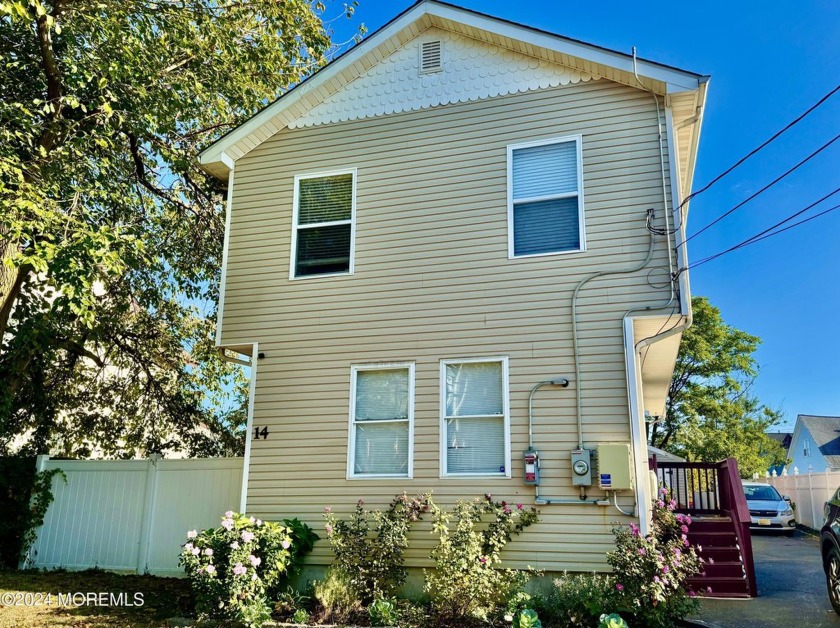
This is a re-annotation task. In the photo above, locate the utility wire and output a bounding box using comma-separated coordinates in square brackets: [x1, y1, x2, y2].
[677, 83, 840, 213]
[679, 132, 840, 247]
[685, 187, 840, 271]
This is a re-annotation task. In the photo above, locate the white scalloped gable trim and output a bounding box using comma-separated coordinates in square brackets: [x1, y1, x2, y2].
[288, 28, 601, 129]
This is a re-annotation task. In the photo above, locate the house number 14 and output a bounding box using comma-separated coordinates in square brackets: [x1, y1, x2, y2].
[253, 426, 270, 440]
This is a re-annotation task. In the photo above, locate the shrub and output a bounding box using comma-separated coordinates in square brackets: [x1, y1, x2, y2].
[179, 511, 317, 626]
[607, 489, 701, 627]
[323, 492, 430, 603]
[424, 493, 540, 621]
[539, 572, 617, 628]
[312, 567, 361, 624]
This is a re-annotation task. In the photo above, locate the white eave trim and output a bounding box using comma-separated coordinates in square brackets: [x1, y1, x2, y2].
[198, 0, 706, 174]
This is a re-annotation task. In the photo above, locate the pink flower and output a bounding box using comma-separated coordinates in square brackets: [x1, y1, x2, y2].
[485, 493, 492, 501]
[256, 519, 262, 526]
[504, 506, 511, 514]
[686, 516, 692, 525]
[689, 590, 697, 598]
[205, 564, 216, 575]
[708, 557, 715, 565]
[516, 504, 523, 510]
[204, 548, 213, 557]
[616, 583, 624, 592]
[249, 516, 255, 524]
[249, 554, 261, 567]
[241, 530, 255, 543]
[325, 524, 333, 535]
[251, 573, 258, 581]
[187, 530, 197, 539]
[281, 539, 291, 550]
[184, 543, 193, 551]
[707, 586, 713, 594]
[233, 562, 246, 576]
[654, 576, 661, 584]
[221, 518, 234, 531]
[638, 548, 647, 556]
[224, 510, 234, 518]
[681, 525, 689, 534]
[191, 547, 200, 556]
[230, 541, 239, 549]
[657, 500, 665, 508]
[662, 566, 669, 574]
[479, 556, 487, 564]
[629, 523, 640, 537]
[660, 487, 668, 496]
[324, 506, 332, 513]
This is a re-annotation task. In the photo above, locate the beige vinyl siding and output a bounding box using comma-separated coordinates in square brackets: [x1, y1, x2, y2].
[223, 78, 675, 572]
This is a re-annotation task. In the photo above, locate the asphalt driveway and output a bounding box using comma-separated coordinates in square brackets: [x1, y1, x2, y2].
[691, 529, 840, 628]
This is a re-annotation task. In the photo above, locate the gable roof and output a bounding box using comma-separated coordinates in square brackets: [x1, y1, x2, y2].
[199, 0, 709, 190]
[798, 414, 840, 467]
[766, 431, 792, 449]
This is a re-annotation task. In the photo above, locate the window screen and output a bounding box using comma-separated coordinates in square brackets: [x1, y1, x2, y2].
[510, 139, 582, 256]
[294, 172, 354, 277]
[443, 360, 508, 476]
[351, 366, 412, 477]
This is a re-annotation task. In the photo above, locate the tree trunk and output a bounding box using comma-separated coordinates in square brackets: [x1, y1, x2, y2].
[0, 238, 29, 341]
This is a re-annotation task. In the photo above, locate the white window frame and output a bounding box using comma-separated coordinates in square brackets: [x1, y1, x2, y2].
[439, 356, 511, 479]
[347, 362, 415, 480]
[506, 135, 586, 259]
[290, 168, 357, 280]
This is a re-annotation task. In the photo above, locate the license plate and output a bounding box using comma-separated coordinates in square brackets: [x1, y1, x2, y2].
[758, 518, 771, 526]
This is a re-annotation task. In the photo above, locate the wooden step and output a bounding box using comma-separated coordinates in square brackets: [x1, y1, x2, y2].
[689, 519, 737, 532]
[688, 530, 738, 547]
[687, 575, 751, 598]
[698, 560, 746, 579]
[695, 546, 743, 562]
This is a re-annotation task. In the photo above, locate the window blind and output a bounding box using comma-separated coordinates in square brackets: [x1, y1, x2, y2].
[298, 174, 353, 224]
[294, 172, 354, 277]
[352, 367, 410, 476]
[511, 139, 582, 256]
[355, 369, 409, 421]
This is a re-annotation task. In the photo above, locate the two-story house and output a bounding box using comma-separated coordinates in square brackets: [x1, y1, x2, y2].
[199, 0, 708, 574]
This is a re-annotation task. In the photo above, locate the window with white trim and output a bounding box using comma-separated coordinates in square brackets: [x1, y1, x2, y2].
[508, 136, 585, 258]
[441, 357, 510, 477]
[292, 170, 355, 278]
[349, 364, 413, 478]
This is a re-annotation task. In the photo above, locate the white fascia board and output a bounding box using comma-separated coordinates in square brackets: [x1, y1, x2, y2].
[426, 3, 704, 92]
[199, 3, 431, 170]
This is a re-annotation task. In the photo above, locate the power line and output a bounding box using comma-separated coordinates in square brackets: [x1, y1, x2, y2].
[685, 187, 840, 271]
[677, 83, 840, 213]
[679, 132, 840, 247]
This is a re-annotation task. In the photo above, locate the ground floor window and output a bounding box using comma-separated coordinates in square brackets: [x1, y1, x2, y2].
[440, 357, 510, 477]
[348, 363, 414, 478]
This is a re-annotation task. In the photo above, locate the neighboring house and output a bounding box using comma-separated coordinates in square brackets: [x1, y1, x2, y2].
[648, 445, 686, 464]
[787, 415, 840, 473]
[199, 1, 708, 573]
[766, 430, 792, 476]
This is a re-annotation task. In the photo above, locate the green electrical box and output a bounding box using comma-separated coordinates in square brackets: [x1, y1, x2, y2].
[596, 443, 633, 490]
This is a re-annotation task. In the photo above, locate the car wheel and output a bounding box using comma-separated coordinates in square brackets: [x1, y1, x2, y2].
[826, 547, 840, 615]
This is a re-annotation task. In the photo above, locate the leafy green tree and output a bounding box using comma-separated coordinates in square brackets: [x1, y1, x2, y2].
[0, 0, 361, 456]
[650, 297, 787, 477]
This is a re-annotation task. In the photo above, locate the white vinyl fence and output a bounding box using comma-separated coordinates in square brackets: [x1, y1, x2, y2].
[27, 455, 243, 576]
[766, 467, 838, 530]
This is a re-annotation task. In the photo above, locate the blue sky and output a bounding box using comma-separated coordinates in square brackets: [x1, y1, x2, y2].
[329, 0, 840, 432]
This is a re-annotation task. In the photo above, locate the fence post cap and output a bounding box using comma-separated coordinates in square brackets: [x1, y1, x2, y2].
[793, 466, 799, 475]
[771, 469, 777, 477]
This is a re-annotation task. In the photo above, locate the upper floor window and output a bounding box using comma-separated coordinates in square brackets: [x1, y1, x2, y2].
[348, 363, 414, 478]
[291, 170, 356, 279]
[507, 136, 585, 258]
[440, 357, 510, 478]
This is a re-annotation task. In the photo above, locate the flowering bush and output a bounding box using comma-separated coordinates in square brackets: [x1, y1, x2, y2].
[179, 511, 318, 626]
[607, 489, 701, 627]
[323, 492, 430, 603]
[539, 572, 617, 627]
[424, 494, 540, 621]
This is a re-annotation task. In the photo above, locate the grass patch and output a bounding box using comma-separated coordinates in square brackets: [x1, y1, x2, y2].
[0, 568, 193, 627]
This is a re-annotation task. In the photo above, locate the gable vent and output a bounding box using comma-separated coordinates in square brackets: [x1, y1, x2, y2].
[420, 40, 442, 74]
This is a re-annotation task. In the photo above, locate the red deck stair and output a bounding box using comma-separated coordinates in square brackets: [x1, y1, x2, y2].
[654, 458, 757, 598]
